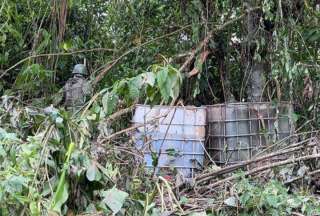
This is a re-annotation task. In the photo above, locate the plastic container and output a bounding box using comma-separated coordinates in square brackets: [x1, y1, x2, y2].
[132, 105, 206, 178]
[206, 102, 294, 165]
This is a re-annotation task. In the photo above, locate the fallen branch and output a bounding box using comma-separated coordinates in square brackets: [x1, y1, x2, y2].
[102, 124, 142, 141]
[284, 169, 320, 185]
[195, 138, 315, 185]
[202, 154, 320, 192]
[105, 106, 134, 123]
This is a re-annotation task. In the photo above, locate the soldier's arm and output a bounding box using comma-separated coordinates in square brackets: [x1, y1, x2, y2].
[83, 80, 93, 97]
[52, 87, 65, 106]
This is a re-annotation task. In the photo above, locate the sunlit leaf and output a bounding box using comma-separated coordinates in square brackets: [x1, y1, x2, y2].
[143, 72, 156, 86]
[101, 187, 128, 214]
[224, 196, 238, 207]
[86, 162, 102, 182]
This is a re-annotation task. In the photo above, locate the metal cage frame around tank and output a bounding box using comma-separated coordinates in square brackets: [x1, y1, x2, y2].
[132, 105, 207, 178]
[206, 102, 294, 165]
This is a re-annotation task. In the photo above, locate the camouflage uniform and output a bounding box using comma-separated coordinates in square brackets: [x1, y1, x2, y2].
[63, 64, 91, 111]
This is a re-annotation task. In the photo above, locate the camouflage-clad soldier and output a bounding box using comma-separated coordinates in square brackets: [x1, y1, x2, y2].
[63, 64, 92, 111]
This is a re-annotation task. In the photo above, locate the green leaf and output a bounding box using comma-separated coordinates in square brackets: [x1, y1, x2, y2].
[50, 173, 69, 213]
[62, 41, 72, 51]
[101, 187, 128, 214]
[146, 85, 158, 103]
[87, 113, 97, 120]
[100, 162, 119, 180]
[167, 66, 182, 99]
[50, 142, 74, 213]
[5, 176, 28, 193]
[29, 201, 40, 216]
[86, 162, 102, 182]
[156, 66, 169, 101]
[128, 76, 142, 99]
[151, 151, 159, 167]
[143, 72, 156, 86]
[154, 65, 181, 103]
[102, 92, 119, 115]
[179, 196, 188, 205]
[224, 196, 238, 207]
[165, 148, 181, 157]
[291, 112, 299, 123]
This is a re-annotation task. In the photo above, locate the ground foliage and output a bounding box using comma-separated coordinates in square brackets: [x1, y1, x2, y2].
[1, 0, 320, 215]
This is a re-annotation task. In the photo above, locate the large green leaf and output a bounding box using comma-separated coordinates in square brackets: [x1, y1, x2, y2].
[50, 171, 69, 213]
[4, 175, 28, 194]
[102, 92, 119, 115]
[143, 72, 156, 86]
[155, 65, 182, 103]
[50, 142, 74, 213]
[128, 75, 143, 99]
[101, 187, 128, 214]
[167, 66, 182, 99]
[156, 66, 170, 102]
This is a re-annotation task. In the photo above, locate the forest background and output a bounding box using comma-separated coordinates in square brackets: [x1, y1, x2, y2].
[1, 0, 320, 215]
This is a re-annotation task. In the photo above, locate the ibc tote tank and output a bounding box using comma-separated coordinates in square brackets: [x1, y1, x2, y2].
[132, 105, 206, 178]
[206, 102, 294, 165]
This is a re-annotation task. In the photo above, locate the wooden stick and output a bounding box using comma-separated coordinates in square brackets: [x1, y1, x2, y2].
[105, 106, 134, 123]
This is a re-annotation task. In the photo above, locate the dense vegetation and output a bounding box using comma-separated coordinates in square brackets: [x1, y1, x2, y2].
[1, 0, 320, 215]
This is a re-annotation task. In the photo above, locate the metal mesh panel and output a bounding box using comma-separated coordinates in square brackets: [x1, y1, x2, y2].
[206, 102, 294, 165]
[133, 105, 206, 178]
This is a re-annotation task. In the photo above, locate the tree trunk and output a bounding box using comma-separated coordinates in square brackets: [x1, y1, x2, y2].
[245, 0, 266, 102]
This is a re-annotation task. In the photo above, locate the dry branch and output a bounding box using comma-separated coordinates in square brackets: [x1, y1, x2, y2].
[187, 50, 210, 77]
[202, 153, 320, 192]
[195, 139, 316, 185]
[105, 106, 134, 123]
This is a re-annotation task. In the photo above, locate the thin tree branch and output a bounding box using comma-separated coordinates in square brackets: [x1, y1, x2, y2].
[93, 7, 261, 84]
[1, 48, 115, 78]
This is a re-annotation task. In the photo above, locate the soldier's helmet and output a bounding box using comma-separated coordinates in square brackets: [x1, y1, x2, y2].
[72, 64, 87, 76]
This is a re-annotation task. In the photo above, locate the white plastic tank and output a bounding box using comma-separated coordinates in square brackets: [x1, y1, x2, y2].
[132, 105, 206, 178]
